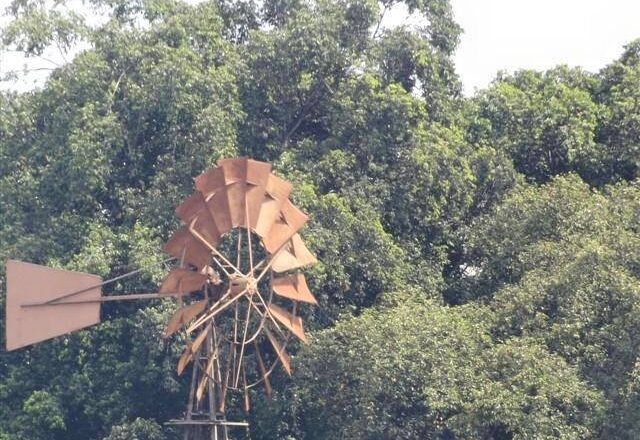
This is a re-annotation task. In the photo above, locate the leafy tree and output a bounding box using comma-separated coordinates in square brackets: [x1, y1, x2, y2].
[595, 39, 640, 183]
[460, 176, 640, 437]
[259, 295, 603, 439]
[2, 0, 640, 438]
[469, 67, 602, 183]
[102, 418, 166, 440]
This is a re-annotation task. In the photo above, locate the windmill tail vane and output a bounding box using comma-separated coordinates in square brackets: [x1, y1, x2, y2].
[4, 157, 318, 439]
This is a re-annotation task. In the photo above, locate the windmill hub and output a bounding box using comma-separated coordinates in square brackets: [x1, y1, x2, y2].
[229, 275, 250, 295]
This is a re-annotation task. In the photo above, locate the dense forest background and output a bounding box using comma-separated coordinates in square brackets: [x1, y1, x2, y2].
[1, 0, 639, 439]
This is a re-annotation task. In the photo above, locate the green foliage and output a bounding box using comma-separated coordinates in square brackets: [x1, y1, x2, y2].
[595, 39, 640, 182]
[102, 418, 166, 440]
[469, 67, 602, 183]
[265, 296, 603, 439]
[1, 0, 640, 439]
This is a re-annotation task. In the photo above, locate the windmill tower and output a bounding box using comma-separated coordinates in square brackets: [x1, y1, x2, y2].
[5, 158, 318, 440]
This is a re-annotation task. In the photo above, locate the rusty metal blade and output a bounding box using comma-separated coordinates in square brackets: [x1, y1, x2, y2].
[271, 234, 317, 273]
[268, 304, 308, 343]
[164, 299, 207, 337]
[265, 327, 292, 376]
[262, 200, 309, 254]
[291, 233, 317, 264]
[254, 174, 293, 237]
[195, 165, 226, 195]
[204, 189, 233, 235]
[163, 226, 211, 270]
[272, 273, 318, 304]
[5, 260, 101, 351]
[254, 341, 272, 398]
[245, 160, 272, 230]
[177, 323, 211, 375]
[159, 268, 207, 295]
[175, 192, 221, 248]
[196, 354, 216, 402]
[196, 166, 233, 235]
[218, 157, 248, 227]
[246, 159, 272, 185]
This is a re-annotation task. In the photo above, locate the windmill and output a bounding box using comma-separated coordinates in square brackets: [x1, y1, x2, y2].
[4, 157, 318, 440]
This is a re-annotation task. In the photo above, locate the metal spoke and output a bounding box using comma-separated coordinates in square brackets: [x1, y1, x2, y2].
[187, 288, 248, 333]
[188, 226, 242, 276]
[234, 294, 254, 388]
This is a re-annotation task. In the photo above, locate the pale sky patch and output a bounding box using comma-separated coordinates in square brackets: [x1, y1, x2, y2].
[1, 0, 639, 95]
[452, 0, 640, 94]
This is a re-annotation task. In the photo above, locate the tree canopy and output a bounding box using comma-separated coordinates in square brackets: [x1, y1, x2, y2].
[1, 1, 639, 439]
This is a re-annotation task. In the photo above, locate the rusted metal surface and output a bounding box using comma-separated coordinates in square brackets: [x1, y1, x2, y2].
[164, 226, 211, 269]
[271, 233, 317, 272]
[196, 166, 233, 235]
[5, 260, 101, 350]
[255, 174, 293, 237]
[164, 300, 208, 337]
[160, 268, 208, 295]
[176, 193, 221, 248]
[262, 200, 309, 253]
[268, 303, 308, 343]
[272, 272, 318, 304]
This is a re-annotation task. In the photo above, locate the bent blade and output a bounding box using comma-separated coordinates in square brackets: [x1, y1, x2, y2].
[175, 192, 221, 247]
[272, 272, 318, 304]
[268, 304, 308, 344]
[159, 268, 207, 295]
[196, 166, 233, 234]
[271, 234, 317, 273]
[163, 227, 211, 270]
[164, 299, 208, 337]
[254, 174, 293, 237]
[262, 200, 309, 254]
[177, 323, 211, 375]
[264, 327, 292, 376]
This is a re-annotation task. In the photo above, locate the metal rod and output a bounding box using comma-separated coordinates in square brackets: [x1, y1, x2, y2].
[187, 288, 248, 333]
[23, 291, 183, 307]
[40, 257, 176, 305]
[188, 225, 241, 276]
[234, 294, 254, 388]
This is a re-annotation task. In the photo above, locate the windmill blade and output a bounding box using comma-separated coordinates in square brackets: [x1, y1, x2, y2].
[254, 340, 272, 398]
[272, 273, 318, 304]
[195, 166, 233, 235]
[262, 200, 309, 254]
[264, 327, 292, 376]
[196, 354, 216, 402]
[164, 300, 208, 337]
[159, 268, 208, 295]
[218, 157, 249, 227]
[164, 226, 211, 270]
[245, 159, 273, 230]
[268, 304, 308, 343]
[175, 192, 221, 248]
[5, 260, 101, 351]
[254, 174, 293, 237]
[217, 157, 272, 229]
[177, 323, 211, 375]
[271, 233, 317, 272]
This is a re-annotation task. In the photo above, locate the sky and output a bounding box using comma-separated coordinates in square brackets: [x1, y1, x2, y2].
[451, 0, 640, 94]
[1, 0, 639, 95]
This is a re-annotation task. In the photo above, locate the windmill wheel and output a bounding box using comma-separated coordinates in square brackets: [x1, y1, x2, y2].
[160, 157, 317, 413]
